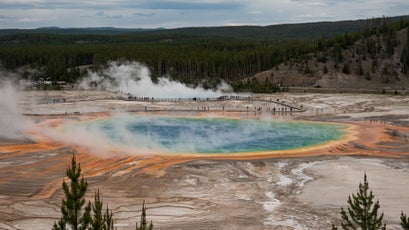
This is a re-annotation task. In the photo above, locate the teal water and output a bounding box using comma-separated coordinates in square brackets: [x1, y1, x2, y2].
[84, 116, 346, 154]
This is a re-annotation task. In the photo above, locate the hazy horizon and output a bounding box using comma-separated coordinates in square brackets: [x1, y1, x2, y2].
[1, 0, 409, 29]
[3, 14, 409, 31]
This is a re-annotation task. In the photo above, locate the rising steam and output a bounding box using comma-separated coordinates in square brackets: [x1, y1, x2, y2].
[77, 60, 232, 98]
[0, 80, 30, 140]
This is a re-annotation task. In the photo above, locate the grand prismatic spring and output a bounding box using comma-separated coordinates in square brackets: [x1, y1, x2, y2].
[76, 115, 347, 154]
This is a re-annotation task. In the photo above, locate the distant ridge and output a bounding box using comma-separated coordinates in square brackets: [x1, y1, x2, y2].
[0, 27, 165, 36]
[150, 15, 409, 40]
[1, 15, 409, 40]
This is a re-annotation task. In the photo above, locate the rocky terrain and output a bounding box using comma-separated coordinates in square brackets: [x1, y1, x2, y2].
[1, 91, 409, 229]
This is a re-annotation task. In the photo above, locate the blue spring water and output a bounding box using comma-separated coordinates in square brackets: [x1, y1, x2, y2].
[85, 116, 346, 154]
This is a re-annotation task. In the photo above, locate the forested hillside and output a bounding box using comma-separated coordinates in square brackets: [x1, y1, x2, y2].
[0, 16, 408, 92]
[246, 18, 409, 91]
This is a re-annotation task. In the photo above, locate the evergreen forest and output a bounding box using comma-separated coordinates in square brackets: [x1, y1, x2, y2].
[1, 16, 409, 92]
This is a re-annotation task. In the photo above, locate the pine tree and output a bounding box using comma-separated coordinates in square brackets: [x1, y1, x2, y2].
[104, 205, 114, 230]
[357, 62, 364, 76]
[53, 154, 91, 230]
[135, 201, 153, 230]
[333, 173, 386, 230]
[90, 190, 104, 230]
[402, 212, 409, 229]
[323, 65, 328, 74]
[89, 189, 115, 230]
[342, 62, 350, 74]
[82, 202, 92, 230]
[52, 218, 66, 230]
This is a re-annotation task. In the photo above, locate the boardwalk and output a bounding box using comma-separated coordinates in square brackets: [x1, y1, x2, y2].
[125, 95, 305, 113]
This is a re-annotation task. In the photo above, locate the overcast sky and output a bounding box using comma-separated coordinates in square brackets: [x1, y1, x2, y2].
[0, 0, 408, 29]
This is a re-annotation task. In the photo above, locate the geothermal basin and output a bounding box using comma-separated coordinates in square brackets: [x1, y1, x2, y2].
[1, 90, 409, 229]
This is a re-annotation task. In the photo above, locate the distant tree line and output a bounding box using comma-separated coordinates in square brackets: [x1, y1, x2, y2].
[0, 38, 314, 90]
[0, 16, 407, 93]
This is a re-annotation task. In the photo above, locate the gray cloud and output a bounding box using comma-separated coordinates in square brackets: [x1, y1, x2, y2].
[384, 1, 409, 15]
[0, 0, 408, 29]
[291, 0, 365, 6]
[0, 1, 78, 10]
[0, 0, 244, 11]
[0, 15, 6, 20]
[141, 1, 243, 10]
[107, 14, 123, 19]
[96, 11, 104, 16]
[134, 12, 157, 17]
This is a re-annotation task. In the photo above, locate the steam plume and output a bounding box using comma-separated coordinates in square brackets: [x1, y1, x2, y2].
[0, 80, 30, 140]
[77, 60, 232, 98]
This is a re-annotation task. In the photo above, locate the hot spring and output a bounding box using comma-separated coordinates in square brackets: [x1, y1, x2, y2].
[71, 115, 347, 155]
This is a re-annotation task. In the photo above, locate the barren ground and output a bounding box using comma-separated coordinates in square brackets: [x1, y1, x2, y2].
[1, 91, 409, 230]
